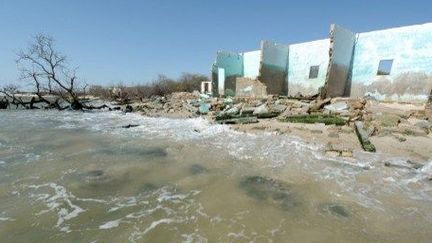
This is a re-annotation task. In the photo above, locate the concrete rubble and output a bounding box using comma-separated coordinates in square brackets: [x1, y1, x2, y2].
[124, 91, 431, 163]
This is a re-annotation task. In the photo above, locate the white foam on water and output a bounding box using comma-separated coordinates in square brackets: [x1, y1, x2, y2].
[132, 218, 183, 240]
[417, 160, 432, 181]
[181, 233, 208, 243]
[99, 219, 122, 230]
[26, 182, 105, 232]
[107, 196, 148, 212]
[0, 212, 15, 222]
[16, 110, 430, 205]
[157, 189, 201, 204]
[3, 109, 432, 240]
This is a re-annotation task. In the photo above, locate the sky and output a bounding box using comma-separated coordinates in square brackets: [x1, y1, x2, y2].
[0, 0, 431, 87]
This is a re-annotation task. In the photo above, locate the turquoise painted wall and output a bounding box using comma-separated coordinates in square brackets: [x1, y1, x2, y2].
[213, 51, 243, 94]
[215, 51, 243, 77]
[351, 23, 432, 101]
[243, 50, 261, 79]
[288, 39, 330, 96]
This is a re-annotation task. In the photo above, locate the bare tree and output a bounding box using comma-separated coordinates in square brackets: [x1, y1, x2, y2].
[12, 34, 107, 110]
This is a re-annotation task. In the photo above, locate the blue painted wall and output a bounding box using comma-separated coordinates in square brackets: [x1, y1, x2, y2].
[288, 39, 330, 96]
[351, 23, 432, 101]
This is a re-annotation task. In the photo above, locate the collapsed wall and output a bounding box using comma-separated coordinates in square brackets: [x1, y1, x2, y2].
[258, 41, 289, 95]
[212, 22, 432, 102]
[235, 77, 267, 98]
[322, 24, 356, 98]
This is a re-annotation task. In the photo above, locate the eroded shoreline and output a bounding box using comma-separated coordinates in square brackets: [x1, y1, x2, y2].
[118, 92, 432, 170]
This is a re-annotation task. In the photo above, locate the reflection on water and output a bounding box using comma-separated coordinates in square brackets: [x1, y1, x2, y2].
[0, 110, 431, 242]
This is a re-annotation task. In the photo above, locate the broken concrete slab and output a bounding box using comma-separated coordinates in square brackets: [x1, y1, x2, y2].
[235, 77, 267, 98]
[279, 114, 347, 126]
[216, 116, 258, 124]
[252, 104, 281, 119]
[216, 105, 240, 120]
[324, 101, 349, 112]
[309, 98, 332, 112]
[322, 25, 356, 98]
[354, 121, 376, 152]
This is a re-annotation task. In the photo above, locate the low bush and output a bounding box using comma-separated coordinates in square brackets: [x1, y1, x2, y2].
[88, 73, 209, 101]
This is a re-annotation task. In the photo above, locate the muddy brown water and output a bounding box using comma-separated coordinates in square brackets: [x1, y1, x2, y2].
[0, 110, 431, 242]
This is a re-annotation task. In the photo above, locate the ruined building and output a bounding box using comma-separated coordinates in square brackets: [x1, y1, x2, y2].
[211, 22, 432, 102]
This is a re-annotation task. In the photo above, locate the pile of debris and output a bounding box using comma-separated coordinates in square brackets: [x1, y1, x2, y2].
[213, 96, 367, 126]
[123, 91, 432, 154]
[128, 91, 204, 118]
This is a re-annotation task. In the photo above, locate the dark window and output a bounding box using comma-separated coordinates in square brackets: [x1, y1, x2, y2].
[377, 59, 393, 75]
[309, 65, 319, 79]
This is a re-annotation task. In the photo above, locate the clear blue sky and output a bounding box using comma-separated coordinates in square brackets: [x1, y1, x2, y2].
[0, 0, 431, 86]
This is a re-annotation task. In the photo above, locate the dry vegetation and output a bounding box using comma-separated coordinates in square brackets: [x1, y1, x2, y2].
[88, 73, 209, 103]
